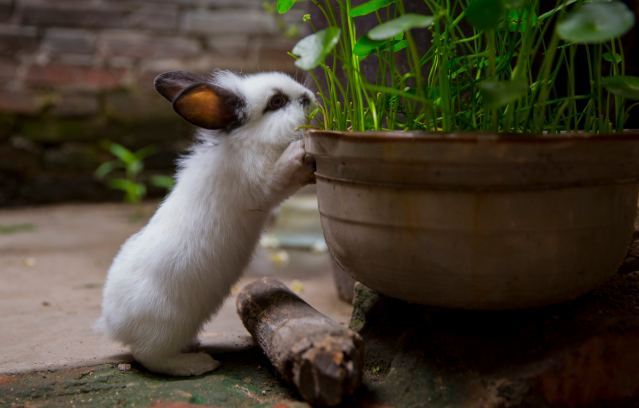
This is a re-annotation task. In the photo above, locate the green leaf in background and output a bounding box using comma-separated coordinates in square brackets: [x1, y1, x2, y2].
[603, 52, 622, 64]
[94, 160, 124, 179]
[277, 0, 296, 14]
[556, 1, 635, 43]
[134, 145, 159, 161]
[151, 175, 176, 191]
[105, 142, 136, 164]
[107, 179, 146, 203]
[292, 27, 341, 70]
[507, 8, 538, 32]
[602, 76, 639, 100]
[353, 33, 404, 56]
[349, 0, 395, 17]
[368, 14, 435, 40]
[480, 79, 529, 108]
[466, 0, 504, 31]
[128, 160, 143, 177]
[129, 183, 146, 203]
[391, 40, 408, 52]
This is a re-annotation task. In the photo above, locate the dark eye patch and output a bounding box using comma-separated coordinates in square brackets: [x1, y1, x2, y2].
[265, 92, 289, 112]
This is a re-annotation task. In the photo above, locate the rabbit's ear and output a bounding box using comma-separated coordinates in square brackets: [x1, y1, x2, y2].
[172, 83, 243, 130]
[154, 71, 208, 102]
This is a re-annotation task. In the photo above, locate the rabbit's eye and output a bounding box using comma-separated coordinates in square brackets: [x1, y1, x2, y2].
[267, 94, 288, 111]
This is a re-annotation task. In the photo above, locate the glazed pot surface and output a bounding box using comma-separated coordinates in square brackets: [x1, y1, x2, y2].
[306, 130, 639, 309]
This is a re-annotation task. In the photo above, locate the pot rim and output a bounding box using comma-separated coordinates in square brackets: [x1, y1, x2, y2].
[306, 129, 639, 144]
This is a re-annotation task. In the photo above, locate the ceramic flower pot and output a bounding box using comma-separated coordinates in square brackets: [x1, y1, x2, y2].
[305, 130, 639, 309]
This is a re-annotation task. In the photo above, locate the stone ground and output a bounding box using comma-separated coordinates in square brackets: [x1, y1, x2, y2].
[0, 198, 354, 407]
[5, 199, 639, 408]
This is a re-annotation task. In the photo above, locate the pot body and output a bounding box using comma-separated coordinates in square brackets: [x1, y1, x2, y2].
[306, 130, 639, 309]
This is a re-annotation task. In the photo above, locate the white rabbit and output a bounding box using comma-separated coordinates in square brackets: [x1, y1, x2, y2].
[96, 70, 317, 376]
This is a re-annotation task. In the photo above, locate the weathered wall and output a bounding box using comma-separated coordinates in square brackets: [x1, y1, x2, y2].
[0, 0, 304, 206]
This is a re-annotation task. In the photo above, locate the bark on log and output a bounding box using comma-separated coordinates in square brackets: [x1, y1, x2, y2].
[236, 277, 364, 407]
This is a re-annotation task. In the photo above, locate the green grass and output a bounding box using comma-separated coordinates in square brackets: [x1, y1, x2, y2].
[0, 223, 35, 235]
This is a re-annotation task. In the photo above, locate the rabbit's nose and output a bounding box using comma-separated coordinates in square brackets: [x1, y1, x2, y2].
[300, 97, 311, 107]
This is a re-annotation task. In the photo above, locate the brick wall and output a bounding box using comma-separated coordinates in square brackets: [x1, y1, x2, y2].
[0, 0, 304, 206]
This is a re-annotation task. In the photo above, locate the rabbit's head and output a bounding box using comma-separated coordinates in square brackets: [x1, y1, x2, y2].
[155, 70, 315, 149]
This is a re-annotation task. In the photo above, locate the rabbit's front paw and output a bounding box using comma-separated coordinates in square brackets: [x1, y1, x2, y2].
[276, 139, 305, 181]
[272, 139, 315, 191]
[295, 154, 316, 186]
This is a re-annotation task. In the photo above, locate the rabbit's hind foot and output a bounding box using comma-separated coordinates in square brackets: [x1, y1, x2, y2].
[135, 352, 221, 376]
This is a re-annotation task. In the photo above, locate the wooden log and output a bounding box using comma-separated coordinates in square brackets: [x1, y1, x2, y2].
[236, 277, 364, 407]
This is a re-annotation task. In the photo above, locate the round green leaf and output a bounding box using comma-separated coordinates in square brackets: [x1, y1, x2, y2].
[557, 1, 635, 43]
[603, 51, 622, 64]
[466, 0, 504, 31]
[353, 33, 404, 57]
[349, 0, 395, 17]
[367, 14, 435, 40]
[602, 76, 639, 100]
[480, 79, 529, 109]
[292, 27, 341, 70]
[391, 40, 408, 52]
[277, 0, 296, 14]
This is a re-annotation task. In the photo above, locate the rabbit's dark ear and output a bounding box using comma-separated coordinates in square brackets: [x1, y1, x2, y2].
[154, 71, 208, 102]
[172, 83, 245, 130]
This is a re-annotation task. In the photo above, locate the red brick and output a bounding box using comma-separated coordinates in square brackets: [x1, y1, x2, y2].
[0, 58, 16, 82]
[21, 0, 177, 30]
[42, 28, 97, 55]
[180, 9, 277, 35]
[125, 4, 177, 31]
[20, 0, 127, 28]
[25, 63, 127, 90]
[0, 88, 45, 115]
[0, 0, 12, 22]
[206, 35, 248, 57]
[99, 31, 200, 59]
[0, 24, 37, 54]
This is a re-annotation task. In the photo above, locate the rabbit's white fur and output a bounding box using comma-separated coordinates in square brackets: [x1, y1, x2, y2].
[96, 71, 316, 376]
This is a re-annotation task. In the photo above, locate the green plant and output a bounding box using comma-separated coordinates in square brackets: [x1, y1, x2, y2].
[279, 0, 638, 134]
[263, 1, 301, 38]
[95, 141, 174, 204]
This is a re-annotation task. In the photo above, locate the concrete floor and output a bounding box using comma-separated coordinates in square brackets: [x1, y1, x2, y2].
[0, 201, 352, 374]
